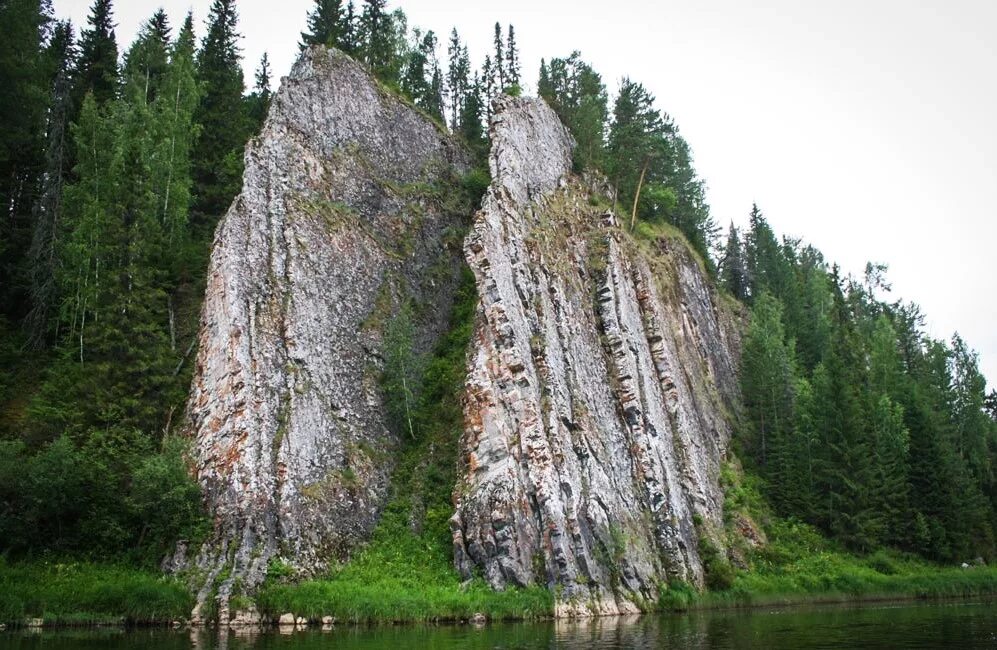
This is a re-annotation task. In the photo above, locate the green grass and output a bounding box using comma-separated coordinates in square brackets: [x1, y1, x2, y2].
[658, 519, 997, 612]
[0, 558, 193, 625]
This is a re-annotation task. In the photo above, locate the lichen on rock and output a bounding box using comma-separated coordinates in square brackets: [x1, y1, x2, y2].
[450, 96, 741, 616]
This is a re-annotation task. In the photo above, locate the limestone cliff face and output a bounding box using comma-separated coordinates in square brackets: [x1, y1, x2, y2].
[180, 47, 468, 621]
[450, 97, 741, 615]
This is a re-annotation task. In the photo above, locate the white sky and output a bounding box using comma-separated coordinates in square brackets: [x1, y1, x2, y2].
[54, 0, 997, 388]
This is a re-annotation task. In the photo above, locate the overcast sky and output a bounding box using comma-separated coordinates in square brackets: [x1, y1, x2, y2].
[53, 0, 997, 388]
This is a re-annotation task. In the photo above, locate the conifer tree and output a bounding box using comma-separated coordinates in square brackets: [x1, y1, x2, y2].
[27, 19, 76, 347]
[300, 0, 347, 50]
[445, 29, 468, 130]
[360, 0, 395, 83]
[540, 53, 607, 170]
[505, 25, 520, 88]
[191, 0, 246, 230]
[490, 22, 505, 92]
[247, 52, 272, 132]
[720, 223, 747, 300]
[122, 9, 170, 105]
[73, 0, 119, 107]
[741, 292, 795, 471]
[0, 0, 53, 322]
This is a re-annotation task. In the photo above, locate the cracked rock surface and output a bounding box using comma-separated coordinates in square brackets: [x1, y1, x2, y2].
[179, 46, 467, 622]
[450, 96, 741, 616]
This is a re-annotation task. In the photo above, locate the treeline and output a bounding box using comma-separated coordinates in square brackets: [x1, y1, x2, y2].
[728, 205, 997, 562]
[0, 0, 268, 561]
[538, 53, 717, 264]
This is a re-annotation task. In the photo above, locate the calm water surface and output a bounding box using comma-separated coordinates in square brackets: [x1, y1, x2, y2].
[2, 601, 995, 649]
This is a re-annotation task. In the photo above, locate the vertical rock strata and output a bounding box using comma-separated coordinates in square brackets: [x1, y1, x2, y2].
[451, 97, 741, 615]
[181, 47, 467, 621]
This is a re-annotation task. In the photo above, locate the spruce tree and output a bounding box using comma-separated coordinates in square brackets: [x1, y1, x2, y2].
[300, 0, 346, 50]
[27, 19, 76, 347]
[492, 22, 505, 90]
[73, 0, 119, 107]
[122, 9, 170, 105]
[720, 223, 747, 300]
[505, 25, 520, 88]
[445, 29, 467, 130]
[191, 0, 247, 231]
[247, 52, 272, 132]
[360, 0, 395, 83]
[0, 0, 52, 323]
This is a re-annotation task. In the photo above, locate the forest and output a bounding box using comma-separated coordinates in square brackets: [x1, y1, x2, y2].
[0, 0, 995, 623]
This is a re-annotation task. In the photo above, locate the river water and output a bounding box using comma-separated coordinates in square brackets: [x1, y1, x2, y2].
[1, 601, 995, 649]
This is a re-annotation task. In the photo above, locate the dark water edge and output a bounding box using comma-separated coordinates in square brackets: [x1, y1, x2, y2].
[1, 600, 996, 649]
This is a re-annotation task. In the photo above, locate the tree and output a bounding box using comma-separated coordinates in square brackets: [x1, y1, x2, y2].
[300, 0, 347, 50]
[719, 223, 747, 300]
[121, 9, 170, 105]
[539, 52, 607, 171]
[26, 19, 76, 347]
[0, 0, 53, 323]
[191, 0, 247, 231]
[73, 0, 119, 107]
[247, 52, 272, 132]
[492, 22, 505, 90]
[359, 0, 397, 84]
[445, 29, 468, 130]
[740, 292, 795, 470]
[505, 25, 520, 88]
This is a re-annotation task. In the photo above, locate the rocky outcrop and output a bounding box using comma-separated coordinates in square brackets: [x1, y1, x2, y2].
[450, 96, 741, 616]
[180, 46, 468, 622]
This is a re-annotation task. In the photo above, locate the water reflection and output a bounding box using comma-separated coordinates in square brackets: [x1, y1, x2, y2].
[2, 601, 996, 649]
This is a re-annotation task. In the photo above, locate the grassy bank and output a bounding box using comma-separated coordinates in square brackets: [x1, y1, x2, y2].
[0, 558, 192, 625]
[661, 518, 997, 612]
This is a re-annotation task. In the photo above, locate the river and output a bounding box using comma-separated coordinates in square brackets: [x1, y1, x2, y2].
[1, 600, 994, 649]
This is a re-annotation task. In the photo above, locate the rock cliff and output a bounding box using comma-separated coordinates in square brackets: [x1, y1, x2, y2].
[179, 46, 469, 622]
[450, 96, 741, 616]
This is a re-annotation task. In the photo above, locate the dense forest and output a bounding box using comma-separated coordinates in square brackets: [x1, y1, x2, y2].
[0, 0, 994, 582]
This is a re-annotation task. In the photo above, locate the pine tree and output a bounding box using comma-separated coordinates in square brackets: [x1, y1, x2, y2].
[73, 0, 119, 107]
[541, 52, 607, 171]
[191, 0, 246, 231]
[505, 25, 520, 88]
[720, 223, 747, 300]
[122, 9, 170, 105]
[492, 22, 505, 91]
[300, 0, 347, 50]
[359, 0, 395, 83]
[445, 29, 467, 130]
[27, 19, 76, 347]
[247, 52, 272, 132]
[740, 292, 795, 472]
[0, 0, 53, 323]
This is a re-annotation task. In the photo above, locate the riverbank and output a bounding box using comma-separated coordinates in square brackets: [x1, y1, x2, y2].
[3, 553, 994, 628]
[0, 559, 192, 626]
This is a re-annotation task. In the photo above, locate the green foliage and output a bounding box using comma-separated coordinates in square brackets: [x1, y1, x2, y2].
[191, 0, 248, 229]
[0, 559, 193, 624]
[737, 203, 996, 561]
[0, 433, 206, 562]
